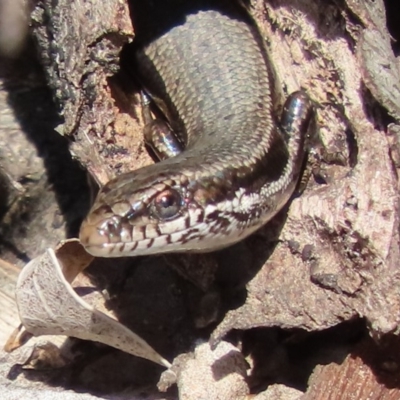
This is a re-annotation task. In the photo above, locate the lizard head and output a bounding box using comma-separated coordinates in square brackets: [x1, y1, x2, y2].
[79, 161, 246, 257]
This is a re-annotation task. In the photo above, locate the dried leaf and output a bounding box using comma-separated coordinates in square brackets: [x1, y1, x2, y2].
[15, 240, 171, 368]
[3, 324, 33, 353]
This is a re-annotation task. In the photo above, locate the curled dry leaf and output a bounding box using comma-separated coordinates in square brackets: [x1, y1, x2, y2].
[3, 323, 33, 353]
[15, 239, 171, 368]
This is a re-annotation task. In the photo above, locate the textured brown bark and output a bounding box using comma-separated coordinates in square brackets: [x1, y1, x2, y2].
[304, 335, 400, 400]
[1, 0, 400, 398]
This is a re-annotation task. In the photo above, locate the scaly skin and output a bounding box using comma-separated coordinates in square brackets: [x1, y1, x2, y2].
[79, 2, 313, 257]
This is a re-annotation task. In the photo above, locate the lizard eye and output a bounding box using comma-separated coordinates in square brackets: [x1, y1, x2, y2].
[150, 189, 182, 220]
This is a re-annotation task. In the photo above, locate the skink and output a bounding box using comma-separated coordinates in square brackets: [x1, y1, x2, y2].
[79, 1, 313, 257]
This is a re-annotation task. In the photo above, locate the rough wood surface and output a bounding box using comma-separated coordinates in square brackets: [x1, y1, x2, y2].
[1, 0, 400, 398]
[304, 335, 400, 400]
